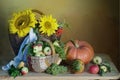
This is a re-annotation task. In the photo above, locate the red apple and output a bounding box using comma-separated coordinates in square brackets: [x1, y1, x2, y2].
[21, 67, 28, 75]
[89, 65, 99, 74]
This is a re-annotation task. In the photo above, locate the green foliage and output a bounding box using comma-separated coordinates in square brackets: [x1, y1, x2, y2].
[8, 65, 21, 78]
[98, 62, 112, 76]
[71, 60, 80, 71]
[54, 41, 66, 60]
[33, 22, 40, 38]
[54, 45, 66, 60]
[42, 41, 50, 49]
[27, 43, 35, 56]
[45, 63, 68, 75]
[99, 68, 105, 76]
[59, 19, 70, 29]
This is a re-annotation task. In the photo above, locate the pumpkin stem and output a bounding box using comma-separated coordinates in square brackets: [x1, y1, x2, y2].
[75, 44, 79, 48]
[70, 40, 79, 48]
[70, 40, 75, 45]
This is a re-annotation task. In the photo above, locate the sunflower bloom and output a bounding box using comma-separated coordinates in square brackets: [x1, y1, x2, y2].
[39, 15, 59, 36]
[9, 9, 37, 37]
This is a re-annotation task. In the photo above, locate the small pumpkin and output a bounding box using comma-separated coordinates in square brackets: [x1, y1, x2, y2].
[65, 40, 94, 64]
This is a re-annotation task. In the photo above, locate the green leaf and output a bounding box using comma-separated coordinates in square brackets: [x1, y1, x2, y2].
[54, 45, 66, 60]
[8, 65, 21, 78]
[98, 69, 102, 76]
[63, 19, 70, 28]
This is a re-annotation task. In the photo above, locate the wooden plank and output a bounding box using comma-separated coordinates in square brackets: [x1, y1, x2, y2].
[0, 54, 120, 80]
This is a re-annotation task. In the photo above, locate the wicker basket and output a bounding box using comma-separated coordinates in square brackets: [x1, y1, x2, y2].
[27, 37, 62, 72]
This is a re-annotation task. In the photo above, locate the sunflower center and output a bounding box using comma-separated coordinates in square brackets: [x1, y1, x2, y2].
[18, 20, 25, 26]
[15, 15, 30, 29]
[44, 21, 51, 29]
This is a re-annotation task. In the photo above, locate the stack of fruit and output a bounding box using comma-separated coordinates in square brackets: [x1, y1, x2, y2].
[88, 56, 112, 76]
[29, 40, 52, 57]
[64, 40, 94, 74]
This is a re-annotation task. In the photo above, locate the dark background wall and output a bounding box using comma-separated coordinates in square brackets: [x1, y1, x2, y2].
[0, 0, 119, 71]
[119, 1, 120, 71]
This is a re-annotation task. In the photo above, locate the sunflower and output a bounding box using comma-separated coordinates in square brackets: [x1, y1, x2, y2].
[39, 15, 59, 36]
[9, 9, 37, 37]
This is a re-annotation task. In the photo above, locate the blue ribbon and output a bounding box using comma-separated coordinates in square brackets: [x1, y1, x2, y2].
[2, 28, 37, 71]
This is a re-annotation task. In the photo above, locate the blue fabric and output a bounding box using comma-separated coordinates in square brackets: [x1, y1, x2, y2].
[2, 28, 37, 71]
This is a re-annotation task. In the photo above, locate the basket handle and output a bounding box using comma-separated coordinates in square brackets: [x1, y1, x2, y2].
[39, 36, 55, 55]
[32, 9, 44, 16]
[32, 9, 55, 55]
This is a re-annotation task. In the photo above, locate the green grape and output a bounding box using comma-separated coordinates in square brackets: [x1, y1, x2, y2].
[45, 63, 68, 75]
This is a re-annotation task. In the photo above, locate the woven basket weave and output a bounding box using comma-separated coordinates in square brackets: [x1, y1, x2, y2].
[27, 54, 61, 72]
[27, 37, 61, 72]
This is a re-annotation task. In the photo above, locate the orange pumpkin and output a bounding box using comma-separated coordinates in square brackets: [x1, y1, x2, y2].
[65, 40, 94, 64]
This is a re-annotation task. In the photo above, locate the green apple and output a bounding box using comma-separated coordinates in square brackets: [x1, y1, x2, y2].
[100, 65, 108, 73]
[44, 47, 51, 56]
[93, 56, 102, 65]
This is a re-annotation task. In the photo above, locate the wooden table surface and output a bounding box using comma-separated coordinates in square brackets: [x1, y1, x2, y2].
[0, 54, 120, 80]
